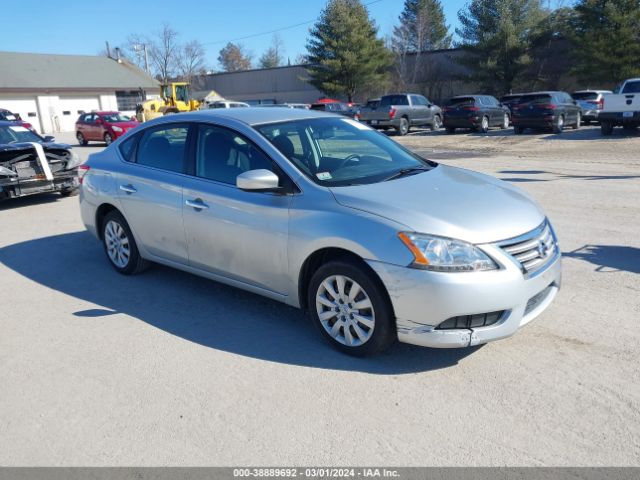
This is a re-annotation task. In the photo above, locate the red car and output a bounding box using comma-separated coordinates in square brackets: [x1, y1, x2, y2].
[75, 111, 139, 146]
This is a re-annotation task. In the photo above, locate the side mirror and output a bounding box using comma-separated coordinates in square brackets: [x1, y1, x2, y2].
[236, 169, 281, 192]
[43, 135, 55, 142]
[95, 118, 103, 125]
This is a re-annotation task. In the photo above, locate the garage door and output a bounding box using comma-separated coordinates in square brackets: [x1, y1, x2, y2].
[0, 97, 41, 133]
[57, 97, 100, 132]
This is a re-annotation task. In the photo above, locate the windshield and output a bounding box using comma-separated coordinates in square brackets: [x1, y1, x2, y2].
[102, 113, 132, 122]
[256, 117, 436, 187]
[0, 125, 43, 144]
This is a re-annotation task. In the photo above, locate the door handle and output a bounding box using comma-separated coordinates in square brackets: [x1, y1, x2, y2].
[185, 198, 209, 210]
[119, 184, 137, 194]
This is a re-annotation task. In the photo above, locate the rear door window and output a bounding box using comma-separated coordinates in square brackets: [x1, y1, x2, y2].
[136, 124, 189, 173]
[448, 97, 475, 107]
[621, 81, 640, 94]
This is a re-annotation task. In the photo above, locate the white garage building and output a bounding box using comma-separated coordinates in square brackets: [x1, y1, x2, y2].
[0, 51, 159, 133]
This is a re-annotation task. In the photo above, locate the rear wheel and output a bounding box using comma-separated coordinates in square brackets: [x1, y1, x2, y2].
[104, 132, 113, 146]
[553, 115, 564, 134]
[501, 113, 510, 129]
[573, 112, 581, 129]
[102, 211, 148, 275]
[308, 260, 395, 356]
[601, 121, 614, 136]
[76, 132, 88, 146]
[477, 116, 489, 133]
[514, 126, 524, 135]
[430, 115, 442, 131]
[396, 117, 410, 136]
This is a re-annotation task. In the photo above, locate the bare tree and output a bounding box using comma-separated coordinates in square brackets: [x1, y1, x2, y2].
[259, 34, 285, 69]
[218, 42, 252, 72]
[147, 24, 180, 83]
[178, 40, 206, 82]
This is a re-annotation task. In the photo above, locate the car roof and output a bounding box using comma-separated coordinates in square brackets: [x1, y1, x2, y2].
[572, 90, 612, 94]
[145, 107, 340, 127]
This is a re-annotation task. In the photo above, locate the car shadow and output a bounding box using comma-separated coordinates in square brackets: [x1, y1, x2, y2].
[0, 192, 63, 210]
[0, 231, 480, 374]
[563, 245, 640, 274]
[541, 127, 639, 141]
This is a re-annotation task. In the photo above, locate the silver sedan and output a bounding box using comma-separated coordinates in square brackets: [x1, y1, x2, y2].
[79, 108, 561, 355]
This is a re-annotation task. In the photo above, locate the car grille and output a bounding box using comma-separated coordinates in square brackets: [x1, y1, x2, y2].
[500, 221, 556, 274]
[436, 311, 504, 330]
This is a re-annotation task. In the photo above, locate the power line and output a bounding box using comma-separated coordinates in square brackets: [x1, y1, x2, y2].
[201, 0, 386, 46]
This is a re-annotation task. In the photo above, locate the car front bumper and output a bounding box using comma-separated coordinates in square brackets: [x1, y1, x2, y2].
[368, 245, 562, 348]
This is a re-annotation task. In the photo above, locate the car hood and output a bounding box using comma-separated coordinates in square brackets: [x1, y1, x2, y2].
[329, 165, 545, 244]
[0, 141, 71, 153]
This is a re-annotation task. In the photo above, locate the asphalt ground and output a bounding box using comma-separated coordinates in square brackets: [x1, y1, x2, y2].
[1, 126, 638, 465]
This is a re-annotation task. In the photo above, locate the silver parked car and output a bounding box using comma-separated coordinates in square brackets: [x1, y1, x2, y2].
[79, 108, 561, 355]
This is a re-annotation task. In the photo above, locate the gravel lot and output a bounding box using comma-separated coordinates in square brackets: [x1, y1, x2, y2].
[1, 127, 639, 466]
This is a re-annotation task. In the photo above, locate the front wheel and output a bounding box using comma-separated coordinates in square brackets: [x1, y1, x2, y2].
[396, 117, 410, 136]
[59, 187, 79, 197]
[308, 260, 395, 356]
[102, 211, 149, 275]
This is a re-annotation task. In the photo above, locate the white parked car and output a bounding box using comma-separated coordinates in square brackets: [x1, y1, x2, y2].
[207, 101, 250, 109]
[599, 78, 640, 135]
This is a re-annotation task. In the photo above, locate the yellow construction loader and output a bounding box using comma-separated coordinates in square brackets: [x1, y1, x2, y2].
[136, 82, 201, 122]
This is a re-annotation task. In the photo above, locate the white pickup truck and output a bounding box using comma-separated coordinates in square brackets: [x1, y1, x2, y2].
[599, 78, 640, 135]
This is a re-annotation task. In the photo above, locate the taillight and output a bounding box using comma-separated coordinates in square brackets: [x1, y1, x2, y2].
[389, 107, 396, 119]
[463, 106, 480, 111]
[538, 104, 556, 110]
[78, 164, 90, 184]
[597, 98, 604, 110]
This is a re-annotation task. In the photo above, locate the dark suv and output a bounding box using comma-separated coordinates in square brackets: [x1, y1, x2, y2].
[512, 92, 582, 134]
[443, 95, 511, 134]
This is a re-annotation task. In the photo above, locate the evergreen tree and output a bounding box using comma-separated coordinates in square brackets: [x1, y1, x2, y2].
[259, 34, 285, 69]
[570, 0, 640, 85]
[306, 0, 392, 102]
[456, 0, 548, 94]
[393, 0, 452, 53]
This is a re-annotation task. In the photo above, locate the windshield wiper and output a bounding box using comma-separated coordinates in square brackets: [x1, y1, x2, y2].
[383, 166, 430, 182]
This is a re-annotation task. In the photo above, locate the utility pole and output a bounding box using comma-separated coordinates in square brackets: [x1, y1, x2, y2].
[134, 43, 151, 75]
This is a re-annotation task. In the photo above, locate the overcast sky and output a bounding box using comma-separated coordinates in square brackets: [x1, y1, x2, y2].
[3, 0, 468, 68]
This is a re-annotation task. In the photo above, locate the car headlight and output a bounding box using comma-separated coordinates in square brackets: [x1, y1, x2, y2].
[112, 126, 123, 133]
[398, 232, 498, 272]
[66, 150, 81, 169]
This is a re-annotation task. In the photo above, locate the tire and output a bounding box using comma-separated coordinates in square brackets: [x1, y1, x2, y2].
[477, 116, 489, 133]
[76, 132, 88, 146]
[104, 132, 113, 146]
[601, 121, 614, 136]
[573, 112, 581, 130]
[308, 259, 396, 356]
[501, 113, 510, 130]
[514, 126, 524, 135]
[101, 210, 149, 275]
[396, 117, 410, 136]
[445, 126, 456, 134]
[553, 115, 564, 134]
[59, 187, 79, 197]
[430, 115, 442, 131]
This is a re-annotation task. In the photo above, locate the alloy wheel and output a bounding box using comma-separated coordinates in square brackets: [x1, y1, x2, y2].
[315, 274, 375, 347]
[104, 220, 130, 268]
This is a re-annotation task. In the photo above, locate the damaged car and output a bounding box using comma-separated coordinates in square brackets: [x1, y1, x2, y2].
[0, 121, 80, 201]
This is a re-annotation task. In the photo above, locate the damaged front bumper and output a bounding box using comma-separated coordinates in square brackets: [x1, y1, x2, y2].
[0, 142, 78, 199]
